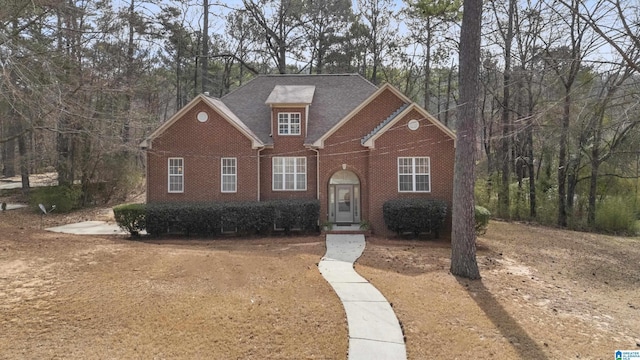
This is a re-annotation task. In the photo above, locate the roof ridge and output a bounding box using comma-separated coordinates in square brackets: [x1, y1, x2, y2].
[361, 103, 411, 145]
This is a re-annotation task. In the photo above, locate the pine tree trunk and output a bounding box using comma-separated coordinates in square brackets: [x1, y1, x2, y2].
[450, 0, 481, 280]
[557, 92, 570, 227]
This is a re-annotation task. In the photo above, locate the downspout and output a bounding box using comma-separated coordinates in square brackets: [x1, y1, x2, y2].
[310, 147, 320, 200]
[310, 147, 321, 226]
[257, 148, 263, 201]
[305, 105, 310, 138]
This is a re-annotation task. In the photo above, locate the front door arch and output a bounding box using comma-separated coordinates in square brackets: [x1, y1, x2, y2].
[328, 170, 360, 224]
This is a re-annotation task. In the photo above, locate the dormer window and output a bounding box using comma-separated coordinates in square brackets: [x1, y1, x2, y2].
[278, 113, 301, 135]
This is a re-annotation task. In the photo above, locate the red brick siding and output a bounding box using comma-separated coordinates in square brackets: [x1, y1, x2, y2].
[259, 107, 317, 200]
[271, 106, 307, 139]
[367, 109, 455, 236]
[319, 88, 406, 228]
[146, 101, 259, 203]
[145, 89, 455, 237]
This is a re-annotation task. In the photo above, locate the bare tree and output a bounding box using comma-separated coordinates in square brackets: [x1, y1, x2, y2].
[356, 0, 396, 84]
[541, 0, 595, 227]
[241, 0, 305, 74]
[490, 0, 517, 219]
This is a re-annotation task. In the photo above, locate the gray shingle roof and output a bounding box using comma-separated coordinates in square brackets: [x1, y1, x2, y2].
[221, 74, 378, 145]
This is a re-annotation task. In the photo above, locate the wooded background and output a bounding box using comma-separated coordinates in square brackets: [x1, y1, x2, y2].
[1, 0, 639, 232]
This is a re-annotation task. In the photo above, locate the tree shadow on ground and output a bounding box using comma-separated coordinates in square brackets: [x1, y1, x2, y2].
[456, 277, 549, 360]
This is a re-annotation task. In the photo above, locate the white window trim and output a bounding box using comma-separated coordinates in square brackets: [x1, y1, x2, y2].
[168, 157, 184, 193]
[272, 157, 307, 191]
[221, 157, 237, 193]
[277, 112, 301, 135]
[398, 157, 431, 193]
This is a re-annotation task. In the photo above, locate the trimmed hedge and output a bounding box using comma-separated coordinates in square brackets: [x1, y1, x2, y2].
[383, 198, 447, 238]
[113, 203, 146, 236]
[475, 205, 491, 235]
[144, 199, 320, 237]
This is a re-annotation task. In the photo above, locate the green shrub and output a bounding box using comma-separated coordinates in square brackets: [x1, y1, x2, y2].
[113, 203, 146, 236]
[271, 199, 320, 233]
[29, 185, 82, 213]
[595, 197, 638, 235]
[475, 205, 491, 235]
[145, 199, 319, 237]
[383, 198, 447, 238]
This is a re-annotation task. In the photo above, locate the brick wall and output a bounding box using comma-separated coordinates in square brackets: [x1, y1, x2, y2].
[319, 88, 406, 230]
[319, 89, 455, 237]
[259, 107, 317, 201]
[145, 88, 455, 238]
[368, 108, 455, 236]
[147, 100, 259, 203]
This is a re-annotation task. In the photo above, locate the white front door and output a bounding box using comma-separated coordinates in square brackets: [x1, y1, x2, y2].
[335, 185, 354, 223]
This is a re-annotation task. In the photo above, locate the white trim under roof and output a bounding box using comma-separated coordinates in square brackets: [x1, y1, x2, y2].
[311, 83, 414, 149]
[140, 94, 264, 150]
[362, 103, 456, 149]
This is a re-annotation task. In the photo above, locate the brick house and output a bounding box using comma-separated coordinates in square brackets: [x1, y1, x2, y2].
[141, 74, 456, 235]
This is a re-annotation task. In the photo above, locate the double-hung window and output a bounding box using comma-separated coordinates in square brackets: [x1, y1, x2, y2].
[273, 157, 306, 190]
[278, 113, 301, 135]
[168, 157, 184, 193]
[221, 158, 237, 193]
[398, 157, 430, 192]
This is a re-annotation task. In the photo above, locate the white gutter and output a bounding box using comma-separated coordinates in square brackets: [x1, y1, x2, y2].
[257, 148, 263, 201]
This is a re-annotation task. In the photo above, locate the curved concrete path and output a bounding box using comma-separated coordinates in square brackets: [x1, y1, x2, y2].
[318, 234, 407, 360]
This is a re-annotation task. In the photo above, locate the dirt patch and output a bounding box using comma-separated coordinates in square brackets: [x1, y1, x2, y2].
[0, 208, 346, 359]
[357, 221, 640, 359]
[1, 205, 639, 359]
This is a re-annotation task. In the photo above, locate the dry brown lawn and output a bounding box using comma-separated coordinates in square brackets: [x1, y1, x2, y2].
[1, 205, 639, 359]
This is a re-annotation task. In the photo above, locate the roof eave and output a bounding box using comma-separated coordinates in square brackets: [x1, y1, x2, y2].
[363, 104, 457, 149]
[313, 83, 407, 148]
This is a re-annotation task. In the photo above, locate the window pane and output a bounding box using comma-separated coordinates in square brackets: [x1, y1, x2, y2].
[273, 157, 305, 190]
[398, 158, 412, 174]
[290, 114, 301, 135]
[296, 157, 306, 173]
[169, 176, 183, 192]
[415, 158, 429, 174]
[399, 175, 412, 191]
[285, 174, 295, 189]
[273, 158, 283, 173]
[273, 173, 283, 190]
[168, 158, 183, 192]
[285, 158, 295, 173]
[415, 175, 429, 191]
[296, 173, 306, 190]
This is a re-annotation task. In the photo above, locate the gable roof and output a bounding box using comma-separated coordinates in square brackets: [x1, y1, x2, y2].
[312, 83, 413, 148]
[221, 74, 377, 145]
[313, 82, 455, 149]
[361, 102, 457, 149]
[141, 94, 264, 149]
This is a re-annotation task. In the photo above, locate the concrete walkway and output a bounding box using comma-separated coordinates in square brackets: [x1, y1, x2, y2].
[46, 221, 131, 235]
[318, 234, 407, 360]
